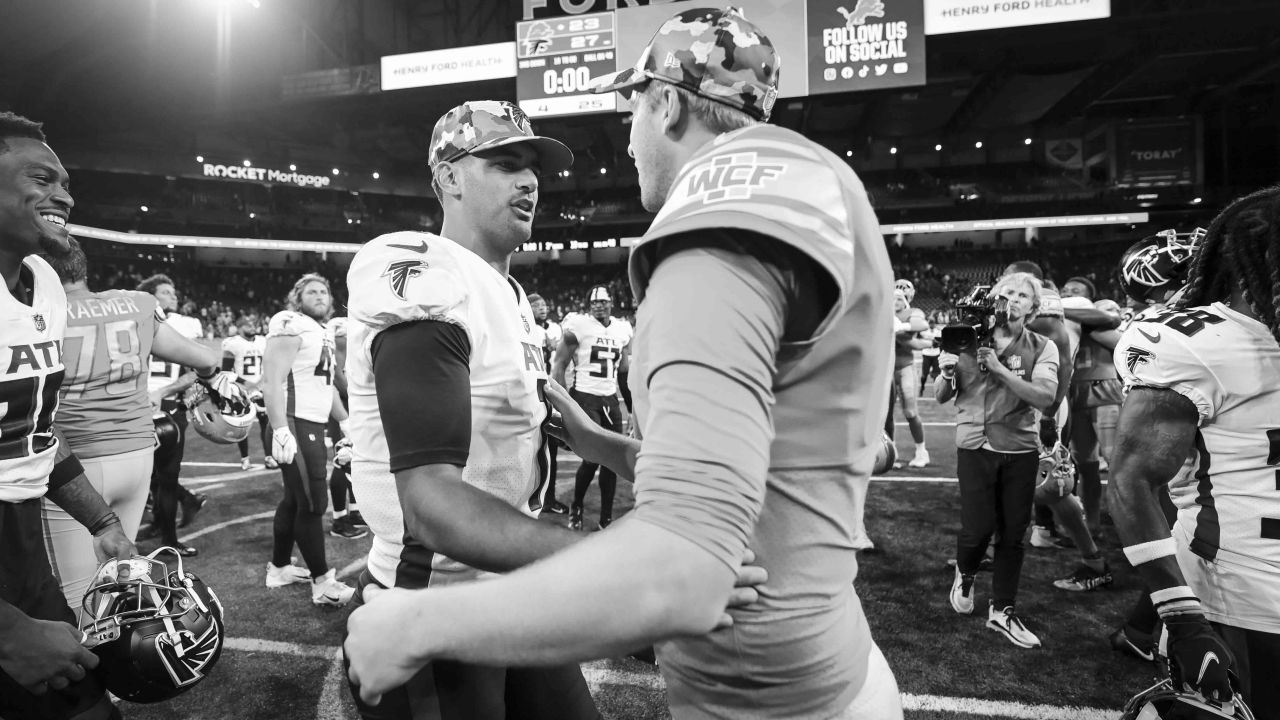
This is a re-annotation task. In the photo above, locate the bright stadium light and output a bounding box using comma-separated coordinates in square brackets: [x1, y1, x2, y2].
[332, 168, 340, 175]
[975, 141, 983, 149]
[196, 155, 204, 162]
[890, 146, 898, 154]
[140, 205, 149, 212]
[1024, 138, 1032, 145]
[243, 159, 251, 167]
[599, 167, 607, 175]
[1192, 197, 1203, 204]
[845, 150, 853, 157]
[249, 212, 256, 219]
[372, 172, 380, 180]
[935, 144, 942, 151]
[289, 164, 297, 171]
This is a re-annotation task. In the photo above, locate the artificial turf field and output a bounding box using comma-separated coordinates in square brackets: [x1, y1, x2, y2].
[117, 395, 1161, 719]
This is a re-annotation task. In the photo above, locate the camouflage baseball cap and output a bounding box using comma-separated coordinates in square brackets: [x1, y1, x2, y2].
[429, 100, 573, 173]
[589, 6, 780, 121]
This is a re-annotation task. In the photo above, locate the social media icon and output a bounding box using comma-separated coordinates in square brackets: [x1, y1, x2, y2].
[893, 62, 908, 74]
[858, 65, 870, 78]
[841, 66, 855, 79]
[824, 68, 837, 81]
[874, 64, 888, 76]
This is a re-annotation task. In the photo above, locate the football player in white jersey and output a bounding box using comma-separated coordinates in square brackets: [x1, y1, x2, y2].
[261, 273, 355, 606]
[222, 317, 269, 470]
[136, 273, 207, 556]
[324, 315, 366, 540]
[552, 285, 633, 531]
[0, 111, 133, 720]
[1111, 189, 1280, 717]
[341, 100, 601, 719]
[527, 293, 568, 515]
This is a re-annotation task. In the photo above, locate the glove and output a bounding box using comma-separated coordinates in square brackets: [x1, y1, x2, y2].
[334, 437, 352, 469]
[248, 389, 266, 411]
[1039, 417, 1059, 449]
[1163, 614, 1236, 702]
[272, 428, 298, 466]
[198, 371, 250, 410]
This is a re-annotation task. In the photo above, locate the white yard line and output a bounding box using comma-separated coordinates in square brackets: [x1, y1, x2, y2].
[901, 693, 1114, 720]
[183, 511, 276, 541]
[317, 648, 351, 720]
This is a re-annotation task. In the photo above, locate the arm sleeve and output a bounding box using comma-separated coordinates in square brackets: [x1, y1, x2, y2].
[371, 320, 473, 472]
[630, 235, 803, 572]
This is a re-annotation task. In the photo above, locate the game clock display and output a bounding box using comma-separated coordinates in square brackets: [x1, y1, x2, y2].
[516, 12, 618, 118]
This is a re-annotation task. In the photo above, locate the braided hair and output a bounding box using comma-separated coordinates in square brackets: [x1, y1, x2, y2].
[1177, 185, 1280, 345]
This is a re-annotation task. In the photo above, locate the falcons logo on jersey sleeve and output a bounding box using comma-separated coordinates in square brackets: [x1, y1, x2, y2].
[1125, 346, 1156, 374]
[383, 260, 429, 300]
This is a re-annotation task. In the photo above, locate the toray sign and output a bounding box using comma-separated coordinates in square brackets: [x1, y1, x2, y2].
[202, 163, 332, 188]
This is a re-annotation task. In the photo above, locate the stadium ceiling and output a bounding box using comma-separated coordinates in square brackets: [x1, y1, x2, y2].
[2, 0, 1278, 181]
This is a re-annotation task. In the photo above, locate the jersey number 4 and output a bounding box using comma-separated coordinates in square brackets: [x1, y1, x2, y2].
[314, 346, 333, 384]
[0, 373, 63, 461]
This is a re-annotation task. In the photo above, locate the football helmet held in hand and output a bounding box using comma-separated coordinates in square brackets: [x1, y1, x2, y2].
[872, 432, 897, 475]
[153, 412, 181, 456]
[184, 381, 253, 444]
[80, 547, 225, 703]
[1035, 442, 1077, 501]
[1119, 228, 1204, 304]
[1121, 678, 1255, 720]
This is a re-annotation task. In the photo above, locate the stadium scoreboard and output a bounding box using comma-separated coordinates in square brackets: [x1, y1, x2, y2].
[516, 13, 618, 118]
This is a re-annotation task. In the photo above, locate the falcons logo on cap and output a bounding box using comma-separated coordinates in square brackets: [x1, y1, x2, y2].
[383, 260, 429, 301]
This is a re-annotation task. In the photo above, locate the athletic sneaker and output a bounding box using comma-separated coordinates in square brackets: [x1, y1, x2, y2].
[949, 567, 975, 615]
[265, 456, 279, 469]
[240, 457, 252, 471]
[311, 569, 355, 606]
[545, 500, 569, 515]
[568, 506, 584, 532]
[597, 516, 612, 530]
[330, 515, 369, 540]
[179, 493, 208, 528]
[908, 447, 930, 468]
[266, 562, 311, 588]
[347, 510, 367, 527]
[1030, 526, 1058, 549]
[1109, 625, 1155, 662]
[987, 603, 1041, 648]
[1052, 563, 1113, 591]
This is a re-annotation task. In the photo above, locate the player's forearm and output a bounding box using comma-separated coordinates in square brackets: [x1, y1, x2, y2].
[398, 466, 581, 573]
[576, 424, 639, 482]
[263, 386, 289, 428]
[1065, 306, 1121, 330]
[405, 518, 732, 667]
[934, 374, 956, 403]
[551, 360, 569, 387]
[330, 389, 348, 424]
[996, 373, 1055, 411]
[46, 474, 117, 533]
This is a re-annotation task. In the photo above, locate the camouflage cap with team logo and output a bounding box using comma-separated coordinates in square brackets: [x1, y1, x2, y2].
[429, 100, 574, 173]
[589, 6, 780, 121]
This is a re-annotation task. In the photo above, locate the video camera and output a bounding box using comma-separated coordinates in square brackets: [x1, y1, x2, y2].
[939, 284, 1009, 356]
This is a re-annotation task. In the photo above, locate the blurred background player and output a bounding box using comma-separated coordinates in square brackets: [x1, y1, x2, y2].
[552, 284, 632, 530]
[261, 273, 355, 606]
[527, 292, 567, 514]
[43, 237, 243, 617]
[325, 314, 365, 540]
[222, 316, 271, 470]
[137, 272, 207, 555]
[890, 279, 931, 468]
[0, 110, 132, 720]
[1112, 188, 1280, 717]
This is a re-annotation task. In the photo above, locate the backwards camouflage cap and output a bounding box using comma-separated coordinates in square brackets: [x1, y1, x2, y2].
[589, 6, 780, 121]
[429, 100, 573, 173]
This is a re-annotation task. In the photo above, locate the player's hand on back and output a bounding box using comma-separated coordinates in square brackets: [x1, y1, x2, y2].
[543, 380, 607, 462]
[716, 548, 768, 630]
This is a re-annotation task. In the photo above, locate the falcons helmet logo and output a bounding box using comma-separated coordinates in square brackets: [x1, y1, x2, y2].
[383, 260, 429, 301]
[156, 620, 223, 688]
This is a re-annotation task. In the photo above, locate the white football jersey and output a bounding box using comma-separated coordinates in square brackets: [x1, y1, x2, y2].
[0, 256, 68, 501]
[147, 311, 203, 396]
[167, 313, 203, 340]
[266, 310, 333, 424]
[1114, 302, 1280, 629]
[563, 314, 632, 396]
[346, 232, 550, 590]
[222, 335, 264, 384]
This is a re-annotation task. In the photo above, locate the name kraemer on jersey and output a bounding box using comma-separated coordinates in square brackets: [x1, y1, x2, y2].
[266, 310, 333, 424]
[563, 314, 631, 396]
[0, 256, 68, 501]
[1114, 302, 1280, 632]
[345, 231, 549, 590]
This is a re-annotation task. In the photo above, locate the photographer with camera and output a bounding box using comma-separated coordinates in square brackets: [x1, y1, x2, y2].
[937, 272, 1059, 649]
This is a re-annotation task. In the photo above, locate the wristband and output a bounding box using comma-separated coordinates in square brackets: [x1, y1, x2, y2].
[1123, 537, 1177, 566]
[88, 511, 121, 536]
[1151, 585, 1201, 619]
[196, 367, 216, 380]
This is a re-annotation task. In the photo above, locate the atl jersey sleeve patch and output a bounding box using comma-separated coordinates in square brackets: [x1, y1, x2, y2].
[347, 232, 469, 337]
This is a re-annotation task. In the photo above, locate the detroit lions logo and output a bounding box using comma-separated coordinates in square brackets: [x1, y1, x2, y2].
[383, 260, 429, 301]
[837, 0, 885, 27]
[1125, 346, 1155, 375]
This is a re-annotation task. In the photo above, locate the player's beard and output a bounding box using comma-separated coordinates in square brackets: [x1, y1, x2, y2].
[38, 233, 71, 257]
